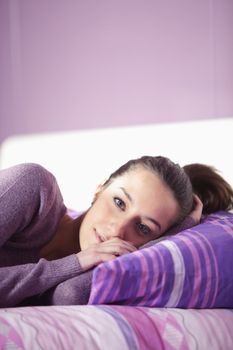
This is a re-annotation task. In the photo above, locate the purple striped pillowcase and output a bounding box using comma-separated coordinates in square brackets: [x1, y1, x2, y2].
[88, 211, 233, 308]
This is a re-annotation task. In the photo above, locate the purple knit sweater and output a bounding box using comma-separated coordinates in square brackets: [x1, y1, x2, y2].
[0, 163, 88, 307]
[0, 163, 195, 308]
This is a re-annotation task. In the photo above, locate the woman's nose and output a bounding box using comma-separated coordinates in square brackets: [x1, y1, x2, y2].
[107, 220, 128, 240]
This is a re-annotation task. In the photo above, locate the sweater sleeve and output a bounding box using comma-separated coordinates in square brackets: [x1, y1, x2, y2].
[37, 268, 93, 306]
[0, 163, 85, 307]
[0, 254, 84, 307]
[0, 163, 66, 248]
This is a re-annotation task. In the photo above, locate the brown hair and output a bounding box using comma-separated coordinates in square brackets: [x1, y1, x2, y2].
[183, 163, 233, 214]
[103, 156, 233, 223]
[104, 156, 193, 223]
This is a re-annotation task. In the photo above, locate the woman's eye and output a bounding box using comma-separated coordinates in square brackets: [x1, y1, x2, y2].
[137, 223, 151, 236]
[114, 197, 125, 210]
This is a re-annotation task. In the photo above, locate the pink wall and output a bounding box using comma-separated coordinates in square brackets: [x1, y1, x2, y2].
[0, 0, 233, 144]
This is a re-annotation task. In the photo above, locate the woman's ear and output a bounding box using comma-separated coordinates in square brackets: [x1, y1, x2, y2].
[92, 181, 106, 204]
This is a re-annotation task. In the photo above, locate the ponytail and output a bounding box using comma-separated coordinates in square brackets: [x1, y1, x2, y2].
[183, 163, 233, 214]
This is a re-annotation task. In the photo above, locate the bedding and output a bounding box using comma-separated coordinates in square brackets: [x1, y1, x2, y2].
[1, 305, 233, 350]
[1, 118, 233, 349]
[89, 211, 233, 308]
[39, 214, 195, 306]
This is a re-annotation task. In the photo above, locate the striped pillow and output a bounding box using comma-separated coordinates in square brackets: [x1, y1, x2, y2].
[88, 211, 233, 308]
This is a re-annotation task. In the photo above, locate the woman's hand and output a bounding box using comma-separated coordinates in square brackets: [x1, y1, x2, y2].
[189, 193, 203, 224]
[76, 238, 137, 272]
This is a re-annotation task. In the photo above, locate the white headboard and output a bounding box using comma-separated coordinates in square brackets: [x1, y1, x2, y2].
[0, 118, 232, 211]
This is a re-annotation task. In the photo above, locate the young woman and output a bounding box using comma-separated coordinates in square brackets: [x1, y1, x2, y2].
[0, 156, 232, 307]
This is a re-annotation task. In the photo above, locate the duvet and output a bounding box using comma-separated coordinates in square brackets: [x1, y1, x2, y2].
[1, 305, 233, 350]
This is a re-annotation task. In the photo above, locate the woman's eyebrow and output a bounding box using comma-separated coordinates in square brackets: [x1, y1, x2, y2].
[146, 217, 161, 232]
[119, 187, 132, 202]
[119, 187, 161, 232]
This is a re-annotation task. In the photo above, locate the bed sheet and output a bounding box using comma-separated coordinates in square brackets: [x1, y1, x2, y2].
[0, 305, 233, 350]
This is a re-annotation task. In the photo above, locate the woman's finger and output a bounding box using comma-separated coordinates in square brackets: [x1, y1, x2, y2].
[77, 238, 137, 271]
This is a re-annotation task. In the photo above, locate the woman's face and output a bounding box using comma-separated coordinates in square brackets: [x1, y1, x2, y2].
[79, 166, 179, 250]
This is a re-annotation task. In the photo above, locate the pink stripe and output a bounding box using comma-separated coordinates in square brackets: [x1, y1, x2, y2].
[149, 247, 167, 305]
[218, 222, 233, 238]
[192, 232, 219, 307]
[193, 231, 218, 307]
[193, 234, 213, 308]
[134, 248, 163, 305]
[178, 231, 218, 308]
[166, 313, 189, 350]
[206, 215, 233, 238]
[88, 265, 112, 304]
[0, 316, 24, 349]
[110, 250, 147, 304]
[180, 233, 208, 307]
[181, 233, 213, 308]
[148, 309, 189, 350]
[135, 251, 150, 298]
[108, 261, 125, 302]
[111, 306, 166, 350]
[121, 250, 149, 304]
[177, 235, 202, 307]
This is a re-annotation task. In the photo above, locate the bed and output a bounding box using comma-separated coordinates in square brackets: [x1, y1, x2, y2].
[0, 118, 233, 350]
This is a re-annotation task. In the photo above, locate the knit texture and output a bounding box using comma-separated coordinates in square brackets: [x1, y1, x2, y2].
[0, 163, 84, 307]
